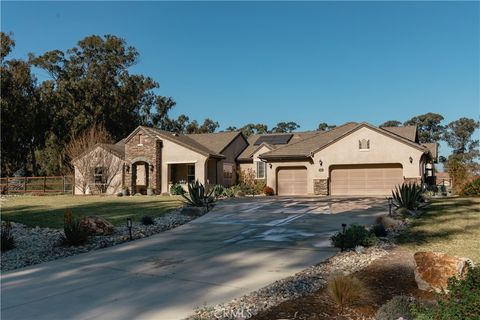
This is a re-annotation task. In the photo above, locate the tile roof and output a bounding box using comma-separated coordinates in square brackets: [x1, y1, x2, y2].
[187, 131, 242, 154]
[237, 131, 318, 160]
[381, 126, 417, 142]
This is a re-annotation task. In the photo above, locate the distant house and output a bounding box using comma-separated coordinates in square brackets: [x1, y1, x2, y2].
[73, 122, 437, 196]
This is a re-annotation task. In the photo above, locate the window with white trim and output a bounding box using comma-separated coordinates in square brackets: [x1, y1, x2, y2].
[187, 164, 195, 182]
[256, 161, 266, 179]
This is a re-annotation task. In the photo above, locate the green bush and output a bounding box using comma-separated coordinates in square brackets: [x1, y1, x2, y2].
[141, 215, 155, 225]
[376, 296, 416, 320]
[211, 185, 225, 198]
[371, 223, 388, 237]
[412, 264, 480, 320]
[392, 182, 424, 210]
[223, 186, 235, 198]
[62, 209, 89, 246]
[461, 178, 480, 196]
[181, 180, 215, 207]
[330, 224, 379, 249]
[1, 220, 15, 252]
[170, 184, 185, 195]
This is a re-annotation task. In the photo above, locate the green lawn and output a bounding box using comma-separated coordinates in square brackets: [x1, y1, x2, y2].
[397, 197, 480, 263]
[0, 195, 183, 228]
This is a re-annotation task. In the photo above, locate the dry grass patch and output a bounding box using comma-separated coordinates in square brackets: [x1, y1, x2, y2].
[327, 274, 369, 309]
[397, 197, 480, 263]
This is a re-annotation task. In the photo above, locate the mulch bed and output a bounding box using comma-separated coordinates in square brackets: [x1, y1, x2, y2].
[251, 248, 434, 320]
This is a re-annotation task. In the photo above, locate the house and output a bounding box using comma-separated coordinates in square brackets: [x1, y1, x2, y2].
[73, 122, 437, 196]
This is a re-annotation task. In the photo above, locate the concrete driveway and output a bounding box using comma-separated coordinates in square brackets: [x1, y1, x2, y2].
[1, 197, 387, 320]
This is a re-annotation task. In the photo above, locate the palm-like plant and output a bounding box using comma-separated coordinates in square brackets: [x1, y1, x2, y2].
[392, 183, 423, 210]
[181, 180, 215, 207]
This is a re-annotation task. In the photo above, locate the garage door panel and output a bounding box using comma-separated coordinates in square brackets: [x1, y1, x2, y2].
[277, 167, 307, 196]
[330, 164, 403, 196]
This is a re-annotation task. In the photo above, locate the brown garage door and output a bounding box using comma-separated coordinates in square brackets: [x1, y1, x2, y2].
[330, 164, 403, 196]
[277, 167, 307, 195]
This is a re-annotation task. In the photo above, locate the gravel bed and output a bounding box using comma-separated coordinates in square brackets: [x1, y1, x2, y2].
[189, 245, 391, 320]
[1, 208, 196, 271]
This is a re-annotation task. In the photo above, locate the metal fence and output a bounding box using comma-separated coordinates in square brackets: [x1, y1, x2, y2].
[0, 176, 74, 195]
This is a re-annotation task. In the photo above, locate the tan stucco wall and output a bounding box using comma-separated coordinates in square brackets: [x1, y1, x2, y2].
[217, 134, 249, 186]
[312, 126, 424, 179]
[161, 138, 208, 194]
[73, 146, 123, 195]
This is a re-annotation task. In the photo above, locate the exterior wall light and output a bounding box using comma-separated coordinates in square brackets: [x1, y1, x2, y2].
[125, 164, 130, 173]
[319, 159, 323, 167]
[341, 223, 347, 252]
[149, 164, 154, 172]
[269, 163, 273, 169]
[409, 156, 413, 163]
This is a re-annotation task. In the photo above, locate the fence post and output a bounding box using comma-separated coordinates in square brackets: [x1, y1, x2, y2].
[24, 177, 27, 193]
[43, 176, 46, 193]
[6, 177, 8, 195]
[63, 176, 66, 193]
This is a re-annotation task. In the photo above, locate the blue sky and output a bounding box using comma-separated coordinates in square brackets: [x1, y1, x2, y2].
[2, 1, 479, 156]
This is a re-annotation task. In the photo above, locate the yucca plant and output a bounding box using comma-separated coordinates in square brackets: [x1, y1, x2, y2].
[181, 180, 215, 207]
[392, 182, 423, 210]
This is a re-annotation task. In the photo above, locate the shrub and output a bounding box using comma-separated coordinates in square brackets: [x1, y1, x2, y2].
[211, 185, 225, 198]
[392, 183, 423, 210]
[1, 220, 15, 252]
[371, 223, 388, 237]
[327, 274, 368, 308]
[141, 215, 155, 226]
[330, 224, 379, 249]
[376, 296, 416, 320]
[412, 264, 480, 320]
[376, 215, 402, 230]
[223, 187, 235, 198]
[238, 168, 263, 196]
[461, 178, 480, 196]
[181, 180, 215, 207]
[170, 184, 185, 195]
[62, 209, 89, 246]
[263, 186, 274, 196]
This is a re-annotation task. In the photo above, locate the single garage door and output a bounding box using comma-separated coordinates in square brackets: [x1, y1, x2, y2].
[330, 164, 403, 196]
[277, 167, 307, 196]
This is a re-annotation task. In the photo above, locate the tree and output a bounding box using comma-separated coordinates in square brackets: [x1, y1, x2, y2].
[379, 120, 402, 127]
[66, 125, 114, 194]
[404, 113, 445, 143]
[225, 126, 237, 132]
[271, 121, 300, 133]
[317, 122, 336, 131]
[0, 32, 47, 176]
[444, 117, 480, 157]
[185, 118, 220, 134]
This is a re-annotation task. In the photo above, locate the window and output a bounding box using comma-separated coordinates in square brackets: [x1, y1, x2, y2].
[256, 161, 266, 179]
[187, 164, 195, 182]
[94, 167, 107, 184]
[223, 164, 233, 179]
[138, 133, 143, 146]
[359, 139, 370, 150]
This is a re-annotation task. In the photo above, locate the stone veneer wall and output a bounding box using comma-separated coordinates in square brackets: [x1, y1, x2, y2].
[124, 130, 161, 194]
[313, 178, 329, 196]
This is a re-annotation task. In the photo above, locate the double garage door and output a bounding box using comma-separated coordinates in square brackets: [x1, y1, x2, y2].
[330, 164, 403, 196]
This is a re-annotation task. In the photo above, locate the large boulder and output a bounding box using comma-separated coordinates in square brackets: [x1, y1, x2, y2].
[413, 251, 473, 293]
[80, 216, 115, 236]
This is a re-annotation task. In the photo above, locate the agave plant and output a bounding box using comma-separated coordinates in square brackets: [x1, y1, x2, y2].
[181, 180, 215, 207]
[392, 183, 423, 210]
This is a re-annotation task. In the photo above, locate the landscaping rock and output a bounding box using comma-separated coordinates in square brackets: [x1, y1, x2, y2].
[0, 206, 204, 272]
[81, 216, 115, 236]
[180, 206, 205, 217]
[413, 251, 473, 293]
